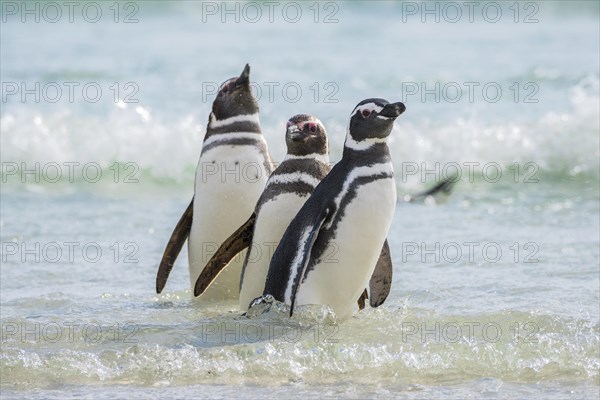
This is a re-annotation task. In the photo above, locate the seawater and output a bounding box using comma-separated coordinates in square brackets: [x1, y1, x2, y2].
[1, 1, 599, 398]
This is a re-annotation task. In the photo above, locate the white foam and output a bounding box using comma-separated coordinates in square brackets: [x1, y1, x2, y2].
[2, 76, 597, 187]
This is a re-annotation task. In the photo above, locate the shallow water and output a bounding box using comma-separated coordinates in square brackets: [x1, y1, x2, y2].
[1, 1, 599, 398]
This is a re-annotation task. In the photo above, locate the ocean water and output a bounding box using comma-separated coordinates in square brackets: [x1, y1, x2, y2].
[1, 1, 599, 399]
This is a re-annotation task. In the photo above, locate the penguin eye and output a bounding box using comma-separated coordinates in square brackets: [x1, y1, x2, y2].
[361, 109, 372, 118]
[307, 123, 318, 133]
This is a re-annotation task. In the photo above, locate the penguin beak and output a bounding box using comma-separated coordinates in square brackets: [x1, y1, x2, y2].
[379, 102, 406, 119]
[287, 125, 308, 142]
[235, 64, 251, 88]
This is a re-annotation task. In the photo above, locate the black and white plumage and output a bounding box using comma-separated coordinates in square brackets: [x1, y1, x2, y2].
[193, 115, 331, 309]
[260, 98, 406, 319]
[194, 113, 396, 311]
[156, 64, 272, 298]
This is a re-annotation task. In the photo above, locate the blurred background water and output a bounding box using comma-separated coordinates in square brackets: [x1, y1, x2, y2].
[1, 1, 599, 398]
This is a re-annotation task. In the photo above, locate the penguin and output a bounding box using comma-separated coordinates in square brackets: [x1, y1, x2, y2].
[193, 115, 395, 312]
[258, 98, 406, 320]
[156, 64, 273, 299]
[402, 176, 456, 204]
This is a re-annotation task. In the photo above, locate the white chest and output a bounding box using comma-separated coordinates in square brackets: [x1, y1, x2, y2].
[188, 143, 270, 298]
[296, 169, 397, 319]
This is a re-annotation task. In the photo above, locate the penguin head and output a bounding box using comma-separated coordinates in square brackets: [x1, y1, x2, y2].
[285, 114, 328, 157]
[347, 98, 406, 143]
[211, 64, 259, 119]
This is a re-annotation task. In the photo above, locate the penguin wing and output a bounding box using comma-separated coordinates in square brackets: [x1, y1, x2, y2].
[288, 207, 330, 316]
[368, 239, 393, 307]
[193, 213, 257, 297]
[262, 203, 330, 316]
[156, 198, 194, 294]
[406, 175, 457, 203]
[357, 289, 368, 310]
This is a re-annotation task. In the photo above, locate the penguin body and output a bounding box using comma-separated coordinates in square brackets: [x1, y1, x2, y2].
[156, 64, 272, 298]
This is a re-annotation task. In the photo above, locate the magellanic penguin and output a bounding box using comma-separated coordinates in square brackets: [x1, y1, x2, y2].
[258, 98, 405, 320]
[194, 114, 394, 312]
[156, 64, 273, 299]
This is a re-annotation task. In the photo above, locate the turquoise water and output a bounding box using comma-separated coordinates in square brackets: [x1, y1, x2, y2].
[1, 1, 599, 398]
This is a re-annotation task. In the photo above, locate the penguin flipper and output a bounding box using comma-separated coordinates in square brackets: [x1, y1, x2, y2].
[406, 175, 457, 203]
[286, 207, 330, 317]
[156, 198, 194, 294]
[357, 289, 368, 310]
[368, 239, 393, 308]
[194, 213, 257, 297]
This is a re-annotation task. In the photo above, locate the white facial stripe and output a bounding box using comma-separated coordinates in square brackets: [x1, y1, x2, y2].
[268, 172, 321, 188]
[202, 131, 264, 148]
[284, 153, 330, 165]
[209, 113, 260, 129]
[344, 136, 388, 151]
[291, 117, 325, 130]
[219, 78, 236, 90]
[350, 102, 384, 116]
